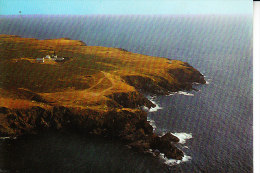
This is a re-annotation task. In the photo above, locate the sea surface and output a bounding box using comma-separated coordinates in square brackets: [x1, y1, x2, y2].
[0, 15, 253, 172]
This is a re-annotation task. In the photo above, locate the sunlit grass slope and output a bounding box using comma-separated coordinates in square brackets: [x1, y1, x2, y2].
[0, 35, 203, 111]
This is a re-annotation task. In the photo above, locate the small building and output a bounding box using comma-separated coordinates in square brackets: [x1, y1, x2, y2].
[45, 55, 51, 59]
[36, 58, 44, 63]
[56, 57, 64, 61]
[51, 55, 58, 60]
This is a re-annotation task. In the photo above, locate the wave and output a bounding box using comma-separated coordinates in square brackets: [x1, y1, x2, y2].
[168, 91, 194, 97]
[171, 132, 192, 144]
[0, 137, 16, 140]
[147, 118, 156, 130]
[160, 153, 192, 166]
[149, 100, 163, 112]
[143, 96, 163, 112]
[177, 91, 194, 96]
[206, 80, 211, 85]
[167, 92, 176, 96]
[148, 149, 192, 166]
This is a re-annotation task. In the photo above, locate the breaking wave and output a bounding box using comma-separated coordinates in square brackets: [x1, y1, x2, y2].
[147, 117, 156, 130]
[159, 133, 193, 166]
[177, 91, 194, 96]
[206, 80, 210, 85]
[149, 100, 163, 112]
[168, 91, 194, 97]
[171, 132, 193, 144]
[161, 154, 192, 166]
[0, 137, 16, 140]
[143, 96, 163, 112]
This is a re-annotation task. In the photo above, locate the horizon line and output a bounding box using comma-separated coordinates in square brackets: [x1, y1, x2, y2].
[0, 13, 253, 16]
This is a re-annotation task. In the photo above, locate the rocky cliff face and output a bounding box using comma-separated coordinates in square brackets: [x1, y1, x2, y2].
[122, 75, 173, 95]
[0, 105, 183, 159]
[122, 65, 206, 95]
[107, 91, 155, 108]
[168, 63, 206, 90]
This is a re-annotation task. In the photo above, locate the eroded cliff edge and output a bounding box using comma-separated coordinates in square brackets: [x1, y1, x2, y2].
[0, 35, 206, 160]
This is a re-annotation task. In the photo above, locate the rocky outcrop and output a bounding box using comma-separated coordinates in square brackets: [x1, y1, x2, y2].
[107, 91, 155, 108]
[0, 106, 183, 159]
[161, 132, 180, 143]
[0, 106, 73, 136]
[168, 63, 206, 90]
[122, 63, 205, 95]
[122, 76, 171, 95]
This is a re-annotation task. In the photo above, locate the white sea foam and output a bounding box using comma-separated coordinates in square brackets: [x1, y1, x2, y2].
[143, 96, 163, 112]
[147, 118, 156, 130]
[148, 131, 193, 166]
[171, 132, 192, 144]
[159, 153, 192, 166]
[148, 149, 192, 166]
[0, 137, 11, 140]
[142, 106, 149, 111]
[0, 136, 16, 140]
[177, 91, 194, 96]
[149, 100, 163, 112]
[167, 92, 177, 96]
[205, 78, 212, 85]
[168, 91, 194, 97]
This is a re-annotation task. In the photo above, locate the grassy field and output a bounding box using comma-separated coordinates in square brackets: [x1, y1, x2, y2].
[0, 34, 196, 111]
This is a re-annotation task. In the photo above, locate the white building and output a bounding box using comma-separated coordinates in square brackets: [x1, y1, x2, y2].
[45, 55, 51, 59]
[36, 58, 44, 63]
[52, 55, 58, 60]
[56, 57, 64, 61]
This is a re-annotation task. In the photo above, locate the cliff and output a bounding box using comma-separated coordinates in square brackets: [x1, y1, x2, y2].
[0, 34, 206, 160]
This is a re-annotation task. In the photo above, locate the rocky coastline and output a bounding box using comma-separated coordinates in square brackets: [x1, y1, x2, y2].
[0, 34, 206, 161]
[0, 73, 205, 160]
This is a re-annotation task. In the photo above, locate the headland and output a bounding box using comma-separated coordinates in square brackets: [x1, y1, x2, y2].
[0, 34, 206, 160]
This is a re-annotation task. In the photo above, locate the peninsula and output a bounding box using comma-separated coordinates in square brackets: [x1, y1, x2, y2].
[0, 35, 206, 160]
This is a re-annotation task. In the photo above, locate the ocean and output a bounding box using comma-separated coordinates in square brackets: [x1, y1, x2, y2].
[0, 15, 253, 172]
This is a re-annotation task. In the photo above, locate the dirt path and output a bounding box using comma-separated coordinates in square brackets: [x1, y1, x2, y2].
[87, 73, 106, 90]
[86, 71, 116, 96]
[99, 71, 116, 94]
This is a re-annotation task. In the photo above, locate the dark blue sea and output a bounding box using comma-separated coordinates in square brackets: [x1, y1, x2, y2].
[0, 15, 253, 172]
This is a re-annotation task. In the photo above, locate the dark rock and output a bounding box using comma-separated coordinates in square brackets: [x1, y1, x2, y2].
[161, 132, 180, 143]
[150, 134, 184, 159]
[0, 105, 185, 160]
[122, 75, 169, 95]
[129, 140, 150, 152]
[0, 107, 10, 114]
[143, 122, 154, 134]
[168, 66, 206, 86]
[107, 92, 155, 109]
